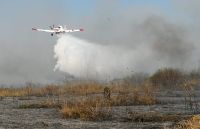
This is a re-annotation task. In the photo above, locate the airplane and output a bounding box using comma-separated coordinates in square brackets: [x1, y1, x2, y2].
[32, 25, 84, 36]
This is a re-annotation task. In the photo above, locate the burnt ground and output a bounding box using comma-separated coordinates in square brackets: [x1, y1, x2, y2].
[0, 91, 199, 129]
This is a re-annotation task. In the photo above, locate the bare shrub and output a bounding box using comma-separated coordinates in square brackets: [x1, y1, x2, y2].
[150, 68, 183, 89]
[182, 80, 200, 114]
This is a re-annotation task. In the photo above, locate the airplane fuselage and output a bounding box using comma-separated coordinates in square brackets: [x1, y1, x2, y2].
[32, 25, 83, 36]
[52, 26, 65, 33]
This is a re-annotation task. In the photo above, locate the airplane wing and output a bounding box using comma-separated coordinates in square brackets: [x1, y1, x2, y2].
[32, 28, 55, 33]
[64, 28, 84, 33]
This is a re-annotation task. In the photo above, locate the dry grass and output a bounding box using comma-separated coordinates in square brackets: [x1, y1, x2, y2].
[39, 85, 60, 96]
[61, 97, 112, 121]
[111, 83, 158, 106]
[0, 84, 37, 97]
[1, 81, 159, 108]
[0, 82, 106, 97]
[173, 115, 200, 129]
[62, 82, 105, 95]
[0, 87, 28, 97]
[1, 68, 200, 98]
[60, 84, 158, 121]
[0, 78, 158, 123]
[0, 85, 61, 97]
[17, 83, 158, 121]
[0, 82, 137, 97]
[19, 99, 61, 109]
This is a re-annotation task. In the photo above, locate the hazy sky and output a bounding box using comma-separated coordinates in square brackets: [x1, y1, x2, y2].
[0, 0, 199, 85]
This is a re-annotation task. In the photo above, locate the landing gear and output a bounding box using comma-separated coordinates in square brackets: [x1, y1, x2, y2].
[51, 33, 53, 36]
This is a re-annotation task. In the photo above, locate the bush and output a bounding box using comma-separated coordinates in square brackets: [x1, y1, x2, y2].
[61, 97, 112, 121]
[150, 68, 183, 89]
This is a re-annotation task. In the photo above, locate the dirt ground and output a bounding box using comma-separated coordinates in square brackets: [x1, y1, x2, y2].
[0, 91, 199, 129]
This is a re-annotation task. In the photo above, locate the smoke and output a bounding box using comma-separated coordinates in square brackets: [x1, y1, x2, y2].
[1, 1, 200, 85]
[138, 16, 194, 67]
[54, 35, 135, 80]
[52, 1, 200, 80]
[54, 15, 197, 80]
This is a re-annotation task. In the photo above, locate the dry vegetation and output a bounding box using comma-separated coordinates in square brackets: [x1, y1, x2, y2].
[1, 67, 200, 123]
[0, 81, 159, 121]
[62, 82, 104, 95]
[0, 85, 60, 97]
[60, 84, 157, 121]
[61, 97, 112, 121]
[173, 115, 200, 129]
[150, 68, 183, 89]
[1, 68, 199, 98]
[111, 83, 158, 106]
[15, 83, 158, 121]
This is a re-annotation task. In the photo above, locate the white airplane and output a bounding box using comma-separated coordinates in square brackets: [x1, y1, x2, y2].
[32, 25, 84, 36]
